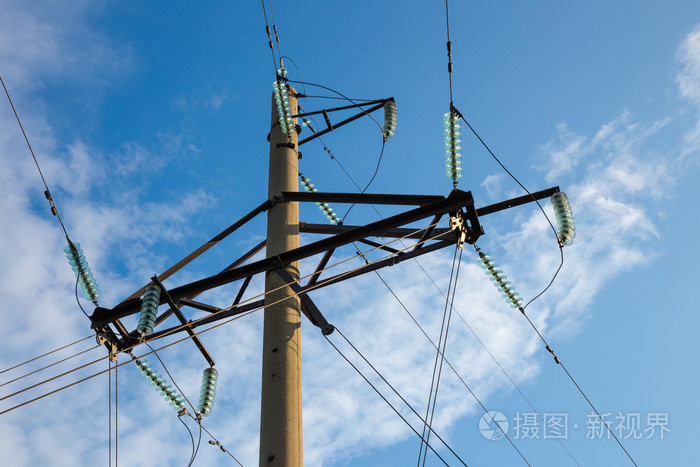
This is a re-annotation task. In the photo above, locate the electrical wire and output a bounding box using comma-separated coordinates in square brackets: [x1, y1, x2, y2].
[517, 309, 639, 466]
[74, 276, 92, 318]
[325, 328, 466, 467]
[115, 354, 118, 467]
[0, 343, 101, 388]
[0, 222, 453, 414]
[374, 271, 533, 466]
[0, 335, 94, 376]
[0, 73, 68, 236]
[266, 0, 283, 68]
[199, 422, 245, 467]
[109, 359, 112, 467]
[178, 414, 197, 467]
[279, 55, 305, 94]
[2, 74, 103, 315]
[444, 0, 454, 104]
[414, 262, 580, 465]
[417, 246, 460, 467]
[141, 342, 198, 415]
[191, 421, 203, 467]
[260, 0, 278, 72]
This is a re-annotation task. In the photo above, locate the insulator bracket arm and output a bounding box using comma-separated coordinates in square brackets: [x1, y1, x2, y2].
[275, 268, 334, 336]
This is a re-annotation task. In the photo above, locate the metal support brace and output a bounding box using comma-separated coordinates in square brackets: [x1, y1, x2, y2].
[275, 268, 334, 335]
[152, 276, 216, 367]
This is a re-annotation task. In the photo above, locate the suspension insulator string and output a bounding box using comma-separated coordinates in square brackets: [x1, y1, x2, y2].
[382, 99, 398, 141]
[475, 248, 523, 309]
[134, 358, 186, 411]
[444, 109, 463, 187]
[299, 173, 342, 225]
[550, 192, 576, 246]
[273, 68, 294, 135]
[136, 284, 161, 336]
[196, 367, 219, 418]
[64, 238, 100, 304]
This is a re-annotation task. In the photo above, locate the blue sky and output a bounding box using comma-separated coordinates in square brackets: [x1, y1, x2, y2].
[1, 1, 699, 466]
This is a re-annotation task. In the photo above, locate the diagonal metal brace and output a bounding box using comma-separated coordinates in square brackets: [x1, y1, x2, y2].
[275, 268, 334, 336]
[152, 276, 216, 367]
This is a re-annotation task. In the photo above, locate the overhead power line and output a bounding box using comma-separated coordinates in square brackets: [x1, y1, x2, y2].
[0, 74, 68, 236]
[326, 327, 469, 467]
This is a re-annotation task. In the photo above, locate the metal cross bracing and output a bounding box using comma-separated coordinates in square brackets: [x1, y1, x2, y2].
[88, 186, 559, 361]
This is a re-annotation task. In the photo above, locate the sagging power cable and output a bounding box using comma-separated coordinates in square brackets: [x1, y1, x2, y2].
[325, 326, 469, 467]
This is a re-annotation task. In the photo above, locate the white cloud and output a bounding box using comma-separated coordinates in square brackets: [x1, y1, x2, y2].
[677, 26, 700, 105]
[677, 25, 700, 159]
[0, 1, 131, 90]
[480, 173, 505, 200]
[542, 122, 588, 182]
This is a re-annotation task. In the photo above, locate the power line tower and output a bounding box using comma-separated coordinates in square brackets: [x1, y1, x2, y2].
[88, 74, 560, 466]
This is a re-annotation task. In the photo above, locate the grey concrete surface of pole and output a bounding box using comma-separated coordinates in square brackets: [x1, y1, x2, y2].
[259, 83, 302, 467]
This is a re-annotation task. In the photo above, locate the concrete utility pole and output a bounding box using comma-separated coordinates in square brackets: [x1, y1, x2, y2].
[259, 85, 302, 467]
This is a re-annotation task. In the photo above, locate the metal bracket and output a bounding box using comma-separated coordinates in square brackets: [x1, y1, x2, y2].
[152, 276, 216, 367]
[275, 268, 334, 335]
[450, 213, 468, 250]
[96, 332, 119, 362]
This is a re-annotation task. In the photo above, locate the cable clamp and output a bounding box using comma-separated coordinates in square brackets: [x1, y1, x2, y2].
[96, 332, 119, 362]
[449, 211, 468, 249]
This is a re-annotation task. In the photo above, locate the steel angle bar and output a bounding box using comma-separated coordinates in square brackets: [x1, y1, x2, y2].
[152, 276, 215, 367]
[291, 98, 389, 118]
[279, 192, 444, 206]
[299, 102, 385, 145]
[90, 189, 473, 328]
[153, 239, 267, 327]
[308, 248, 335, 286]
[144, 299, 265, 342]
[116, 234, 455, 345]
[476, 187, 559, 217]
[123, 201, 273, 302]
[300, 223, 452, 239]
[275, 268, 333, 335]
[303, 238, 457, 292]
